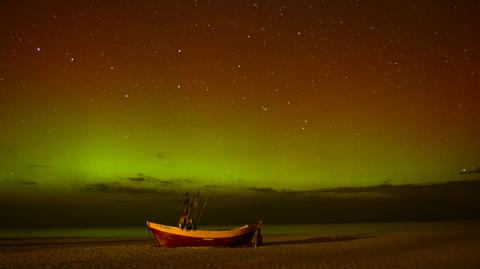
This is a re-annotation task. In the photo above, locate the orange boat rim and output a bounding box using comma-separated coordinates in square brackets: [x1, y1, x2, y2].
[146, 220, 262, 248]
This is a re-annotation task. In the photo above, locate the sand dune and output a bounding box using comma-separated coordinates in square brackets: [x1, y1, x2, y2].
[1, 230, 479, 269]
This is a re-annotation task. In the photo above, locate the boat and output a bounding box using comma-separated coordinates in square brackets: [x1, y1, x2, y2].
[146, 221, 261, 248]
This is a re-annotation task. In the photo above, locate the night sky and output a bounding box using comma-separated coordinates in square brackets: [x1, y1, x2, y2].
[1, 1, 480, 227]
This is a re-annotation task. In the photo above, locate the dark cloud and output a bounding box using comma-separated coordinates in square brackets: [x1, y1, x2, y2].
[157, 179, 175, 185]
[383, 178, 393, 185]
[247, 186, 319, 196]
[316, 184, 400, 194]
[128, 177, 146, 182]
[4, 179, 39, 186]
[85, 183, 170, 194]
[203, 184, 219, 189]
[126, 173, 176, 185]
[155, 153, 165, 159]
[247, 186, 281, 194]
[247, 180, 480, 198]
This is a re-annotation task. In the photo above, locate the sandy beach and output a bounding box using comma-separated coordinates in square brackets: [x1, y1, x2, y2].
[1, 229, 479, 269]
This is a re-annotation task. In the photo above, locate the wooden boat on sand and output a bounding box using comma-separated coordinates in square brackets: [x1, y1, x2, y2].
[146, 221, 261, 248]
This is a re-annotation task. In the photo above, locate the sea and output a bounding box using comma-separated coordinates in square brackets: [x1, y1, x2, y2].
[1, 221, 479, 238]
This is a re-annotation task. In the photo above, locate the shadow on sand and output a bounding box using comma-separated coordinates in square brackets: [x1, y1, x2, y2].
[0, 235, 373, 249]
[263, 234, 374, 246]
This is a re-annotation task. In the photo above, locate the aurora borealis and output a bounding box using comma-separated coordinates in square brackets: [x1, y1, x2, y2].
[1, 1, 480, 227]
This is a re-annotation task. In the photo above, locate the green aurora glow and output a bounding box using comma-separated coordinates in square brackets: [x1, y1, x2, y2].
[1, 1, 480, 195]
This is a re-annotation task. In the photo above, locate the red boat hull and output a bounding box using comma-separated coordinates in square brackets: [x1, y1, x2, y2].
[147, 221, 258, 248]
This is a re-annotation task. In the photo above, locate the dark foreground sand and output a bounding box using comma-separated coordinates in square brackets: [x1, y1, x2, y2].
[1, 230, 479, 269]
